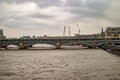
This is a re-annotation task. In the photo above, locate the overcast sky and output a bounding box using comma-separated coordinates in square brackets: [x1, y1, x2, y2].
[0, 0, 120, 38]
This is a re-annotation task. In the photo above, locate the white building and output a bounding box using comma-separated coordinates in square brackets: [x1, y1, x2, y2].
[0, 29, 3, 39]
[0, 29, 6, 40]
[105, 27, 120, 38]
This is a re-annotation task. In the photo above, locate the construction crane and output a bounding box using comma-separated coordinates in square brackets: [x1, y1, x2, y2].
[63, 26, 66, 36]
[77, 24, 80, 34]
[68, 26, 71, 36]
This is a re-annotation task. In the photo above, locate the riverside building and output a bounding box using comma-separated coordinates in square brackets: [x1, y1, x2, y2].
[0, 29, 3, 39]
[105, 27, 120, 38]
[0, 29, 6, 40]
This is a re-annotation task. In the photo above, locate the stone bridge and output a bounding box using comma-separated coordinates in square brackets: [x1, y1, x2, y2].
[0, 37, 120, 49]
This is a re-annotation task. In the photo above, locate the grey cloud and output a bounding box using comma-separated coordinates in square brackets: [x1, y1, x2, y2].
[65, 0, 83, 7]
[4, 18, 63, 32]
[0, 0, 63, 7]
[65, 0, 109, 18]
[31, 14, 55, 19]
[0, 1, 63, 30]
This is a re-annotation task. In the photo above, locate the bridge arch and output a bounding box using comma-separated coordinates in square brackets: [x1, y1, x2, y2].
[7, 44, 18, 48]
[17, 43, 56, 49]
[32, 43, 55, 48]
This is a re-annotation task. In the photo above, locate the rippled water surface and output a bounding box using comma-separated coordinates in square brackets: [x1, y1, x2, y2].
[0, 49, 120, 80]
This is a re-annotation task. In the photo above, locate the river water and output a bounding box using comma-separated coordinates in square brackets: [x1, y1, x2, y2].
[0, 48, 120, 80]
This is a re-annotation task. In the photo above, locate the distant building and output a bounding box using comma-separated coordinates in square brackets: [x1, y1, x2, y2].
[20, 36, 31, 39]
[74, 34, 80, 37]
[0, 29, 6, 40]
[105, 27, 120, 38]
[32, 35, 36, 38]
[74, 34, 101, 38]
[0, 29, 3, 37]
[101, 28, 105, 38]
[43, 35, 47, 37]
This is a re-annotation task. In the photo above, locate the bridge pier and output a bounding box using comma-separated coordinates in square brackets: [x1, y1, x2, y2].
[92, 42, 97, 48]
[56, 42, 61, 49]
[5, 47, 8, 50]
[19, 42, 24, 49]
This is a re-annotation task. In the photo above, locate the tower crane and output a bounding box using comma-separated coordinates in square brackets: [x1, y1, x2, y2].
[68, 26, 71, 36]
[77, 24, 80, 35]
[63, 26, 66, 36]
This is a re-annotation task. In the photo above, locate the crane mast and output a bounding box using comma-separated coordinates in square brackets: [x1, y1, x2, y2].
[68, 26, 71, 36]
[63, 26, 66, 36]
[77, 24, 80, 34]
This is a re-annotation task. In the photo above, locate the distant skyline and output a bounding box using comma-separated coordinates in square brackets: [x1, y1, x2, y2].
[0, 0, 120, 38]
